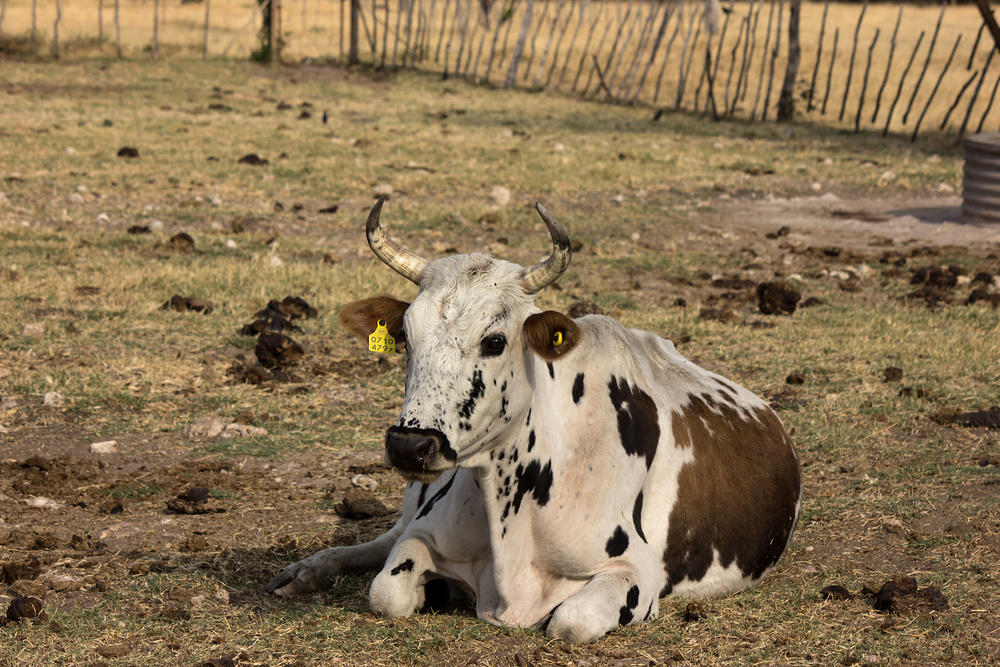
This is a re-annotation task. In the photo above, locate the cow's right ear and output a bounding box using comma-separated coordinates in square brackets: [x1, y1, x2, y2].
[339, 296, 410, 340]
[524, 311, 581, 361]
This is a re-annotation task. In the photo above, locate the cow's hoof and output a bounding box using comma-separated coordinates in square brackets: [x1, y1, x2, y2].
[265, 550, 340, 596]
[546, 603, 612, 644]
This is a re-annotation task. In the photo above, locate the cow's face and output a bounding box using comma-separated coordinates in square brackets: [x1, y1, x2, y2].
[340, 199, 576, 482]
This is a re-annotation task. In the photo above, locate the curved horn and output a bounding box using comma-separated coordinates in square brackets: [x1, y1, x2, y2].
[522, 202, 572, 294]
[366, 196, 429, 285]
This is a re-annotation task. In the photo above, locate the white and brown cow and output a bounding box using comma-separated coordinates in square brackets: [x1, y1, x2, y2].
[267, 198, 802, 643]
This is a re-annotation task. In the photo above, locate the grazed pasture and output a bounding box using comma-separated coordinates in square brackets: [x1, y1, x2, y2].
[0, 59, 998, 666]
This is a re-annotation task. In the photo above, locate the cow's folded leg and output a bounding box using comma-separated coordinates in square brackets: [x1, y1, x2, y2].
[546, 569, 658, 644]
[369, 538, 437, 618]
[266, 525, 403, 596]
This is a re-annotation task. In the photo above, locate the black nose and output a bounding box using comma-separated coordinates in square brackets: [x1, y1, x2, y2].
[385, 426, 448, 473]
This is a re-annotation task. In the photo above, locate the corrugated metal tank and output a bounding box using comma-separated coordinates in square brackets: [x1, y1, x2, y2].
[963, 132, 1000, 222]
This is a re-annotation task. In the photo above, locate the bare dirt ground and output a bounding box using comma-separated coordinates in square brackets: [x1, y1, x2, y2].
[2, 192, 998, 665]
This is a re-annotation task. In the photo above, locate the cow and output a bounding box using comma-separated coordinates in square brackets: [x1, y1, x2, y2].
[266, 198, 802, 644]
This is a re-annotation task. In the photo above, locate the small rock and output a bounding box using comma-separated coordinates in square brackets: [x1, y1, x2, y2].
[25, 496, 63, 509]
[43, 391, 65, 407]
[186, 416, 225, 439]
[219, 423, 268, 439]
[94, 644, 130, 659]
[373, 183, 394, 198]
[351, 474, 378, 490]
[882, 518, 907, 534]
[22, 323, 45, 337]
[89, 440, 118, 454]
[490, 185, 511, 207]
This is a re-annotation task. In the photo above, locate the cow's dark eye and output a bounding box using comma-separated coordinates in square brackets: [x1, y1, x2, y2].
[480, 333, 507, 358]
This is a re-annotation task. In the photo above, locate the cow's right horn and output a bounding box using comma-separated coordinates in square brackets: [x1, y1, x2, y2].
[522, 202, 572, 294]
[366, 196, 429, 285]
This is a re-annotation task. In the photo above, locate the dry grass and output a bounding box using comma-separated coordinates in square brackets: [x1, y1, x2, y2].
[1, 1, 994, 136]
[0, 59, 998, 666]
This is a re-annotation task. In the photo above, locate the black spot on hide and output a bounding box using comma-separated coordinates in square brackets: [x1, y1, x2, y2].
[391, 559, 415, 575]
[606, 525, 629, 557]
[618, 585, 641, 626]
[632, 492, 647, 543]
[416, 471, 457, 520]
[511, 459, 554, 515]
[572, 373, 585, 404]
[608, 376, 660, 469]
[459, 369, 486, 420]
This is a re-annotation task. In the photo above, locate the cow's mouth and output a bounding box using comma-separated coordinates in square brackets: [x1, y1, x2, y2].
[384, 425, 456, 483]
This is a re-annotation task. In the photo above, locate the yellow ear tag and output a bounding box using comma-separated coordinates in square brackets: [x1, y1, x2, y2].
[368, 320, 396, 354]
[552, 331, 563, 347]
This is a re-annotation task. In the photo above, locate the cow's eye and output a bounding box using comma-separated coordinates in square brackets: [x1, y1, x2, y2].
[480, 333, 507, 358]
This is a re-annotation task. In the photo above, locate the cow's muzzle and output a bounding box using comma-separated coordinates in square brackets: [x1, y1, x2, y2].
[384, 426, 454, 482]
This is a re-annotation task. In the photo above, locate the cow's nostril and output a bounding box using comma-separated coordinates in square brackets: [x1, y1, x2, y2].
[385, 426, 448, 473]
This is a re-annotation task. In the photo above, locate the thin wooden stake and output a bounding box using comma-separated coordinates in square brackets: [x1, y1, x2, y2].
[542, 0, 571, 87]
[957, 49, 996, 141]
[629, 3, 677, 103]
[806, 0, 828, 112]
[838, 0, 868, 122]
[522, 0, 552, 83]
[882, 30, 925, 136]
[760, 0, 784, 121]
[723, 16, 748, 115]
[676, 0, 705, 109]
[581, 1, 617, 96]
[535, 0, 567, 87]
[53, 0, 62, 59]
[554, 0, 589, 89]
[570, 1, 604, 92]
[203, 0, 211, 57]
[114, 0, 121, 58]
[750, 0, 777, 116]
[911, 33, 962, 142]
[853, 28, 879, 131]
[654, 0, 688, 105]
[821, 27, 838, 114]
[617, 0, 660, 100]
[975, 69, 1000, 134]
[902, 1, 946, 125]
[940, 71, 980, 131]
[505, 0, 534, 88]
[870, 4, 902, 124]
[598, 0, 635, 97]
[732, 0, 761, 111]
[968, 22, 985, 70]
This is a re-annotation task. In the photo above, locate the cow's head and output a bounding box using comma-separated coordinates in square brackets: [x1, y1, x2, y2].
[341, 198, 579, 482]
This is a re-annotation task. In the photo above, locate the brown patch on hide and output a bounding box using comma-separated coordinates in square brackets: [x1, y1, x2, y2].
[662, 393, 801, 595]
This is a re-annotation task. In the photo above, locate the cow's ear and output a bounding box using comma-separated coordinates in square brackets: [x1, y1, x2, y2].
[524, 311, 581, 361]
[340, 296, 409, 339]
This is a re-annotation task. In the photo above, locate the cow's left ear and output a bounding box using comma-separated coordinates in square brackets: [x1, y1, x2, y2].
[339, 296, 410, 340]
[524, 311, 581, 361]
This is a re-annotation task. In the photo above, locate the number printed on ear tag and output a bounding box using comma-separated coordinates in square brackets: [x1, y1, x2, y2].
[369, 320, 396, 354]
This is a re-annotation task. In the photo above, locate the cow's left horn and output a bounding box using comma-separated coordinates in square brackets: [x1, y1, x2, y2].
[366, 196, 429, 285]
[522, 202, 572, 294]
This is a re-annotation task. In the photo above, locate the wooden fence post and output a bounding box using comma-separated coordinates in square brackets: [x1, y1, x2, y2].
[972, 0, 1000, 57]
[153, 0, 160, 60]
[957, 49, 996, 140]
[853, 28, 879, 131]
[114, 0, 122, 58]
[777, 0, 799, 121]
[870, 4, 902, 124]
[882, 30, 925, 136]
[820, 27, 837, 114]
[749, 0, 776, 117]
[901, 2, 946, 125]
[505, 0, 534, 87]
[911, 34, 962, 141]
[203, 0, 211, 57]
[349, 0, 359, 64]
[940, 71, 980, 131]
[760, 0, 784, 121]
[838, 0, 868, 122]
[53, 0, 61, 59]
[806, 0, 828, 111]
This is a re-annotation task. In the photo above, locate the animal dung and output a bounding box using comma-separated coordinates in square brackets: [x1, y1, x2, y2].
[255, 332, 304, 370]
[820, 585, 854, 601]
[6, 596, 45, 623]
[882, 367, 904, 383]
[238, 153, 269, 166]
[161, 295, 215, 313]
[757, 282, 801, 315]
[868, 576, 949, 614]
[116, 146, 140, 158]
[336, 487, 390, 519]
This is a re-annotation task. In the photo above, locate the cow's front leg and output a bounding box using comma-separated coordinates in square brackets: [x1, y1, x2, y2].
[546, 568, 659, 644]
[369, 538, 438, 618]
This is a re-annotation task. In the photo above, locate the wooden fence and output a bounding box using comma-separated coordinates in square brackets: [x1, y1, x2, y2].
[0, 0, 997, 140]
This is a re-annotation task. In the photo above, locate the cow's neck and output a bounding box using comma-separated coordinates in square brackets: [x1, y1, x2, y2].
[470, 395, 581, 626]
